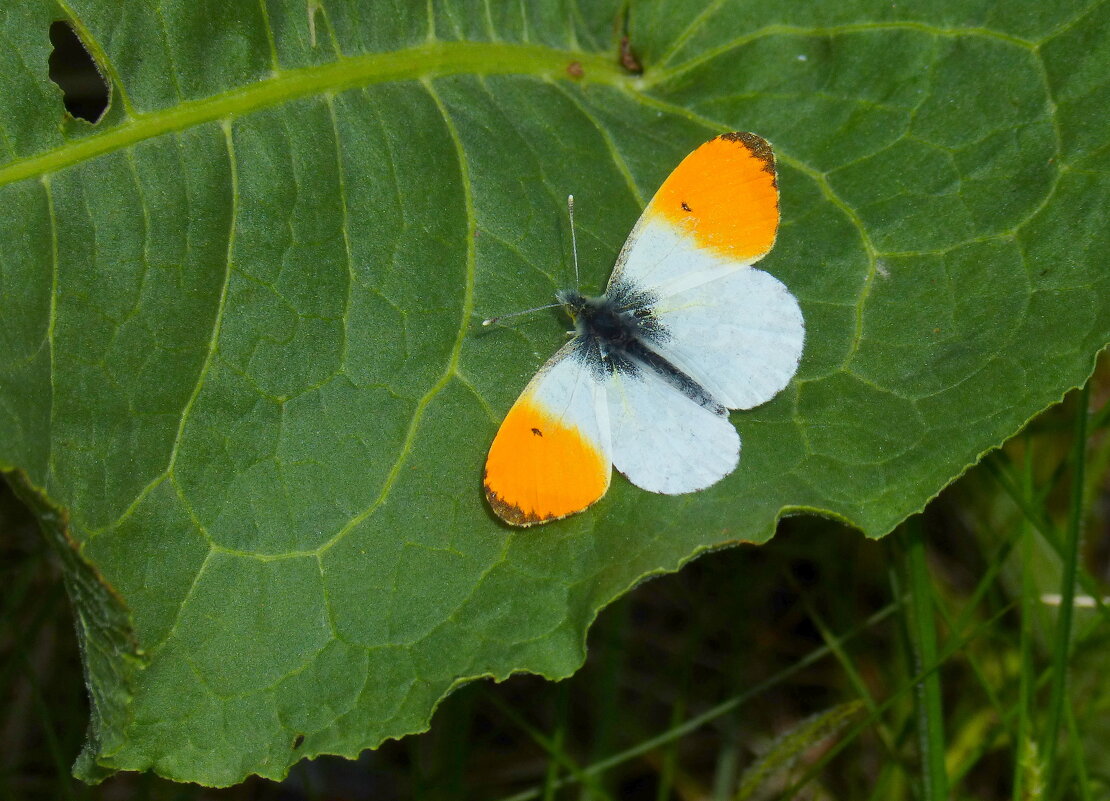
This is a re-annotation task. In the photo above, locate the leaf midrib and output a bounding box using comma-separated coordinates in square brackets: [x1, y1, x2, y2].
[0, 41, 625, 186]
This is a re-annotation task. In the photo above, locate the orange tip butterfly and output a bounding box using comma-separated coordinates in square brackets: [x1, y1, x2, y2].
[484, 132, 804, 526]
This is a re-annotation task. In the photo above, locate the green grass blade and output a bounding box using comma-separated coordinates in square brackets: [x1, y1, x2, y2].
[711, 724, 742, 801]
[1013, 441, 1041, 801]
[485, 687, 614, 801]
[654, 693, 686, 801]
[783, 601, 1016, 800]
[984, 457, 1110, 626]
[543, 683, 569, 801]
[792, 576, 900, 760]
[1065, 697, 1093, 801]
[903, 517, 948, 800]
[1044, 384, 1091, 791]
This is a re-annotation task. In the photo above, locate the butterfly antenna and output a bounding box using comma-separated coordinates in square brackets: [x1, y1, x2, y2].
[568, 194, 580, 290]
[482, 302, 563, 327]
[484, 196, 581, 327]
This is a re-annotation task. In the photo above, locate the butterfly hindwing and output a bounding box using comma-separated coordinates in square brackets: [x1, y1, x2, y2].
[642, 267, 804, 411]
[606, 363, 740, 495]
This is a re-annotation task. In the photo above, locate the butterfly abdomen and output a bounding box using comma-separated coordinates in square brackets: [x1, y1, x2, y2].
[561, 290, 723, 414]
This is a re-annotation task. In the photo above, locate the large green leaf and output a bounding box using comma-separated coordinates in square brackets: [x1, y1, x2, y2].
[1, 0, 1107, 786]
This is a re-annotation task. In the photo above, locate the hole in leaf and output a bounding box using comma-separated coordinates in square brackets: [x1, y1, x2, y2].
[48, 21, 109, 123]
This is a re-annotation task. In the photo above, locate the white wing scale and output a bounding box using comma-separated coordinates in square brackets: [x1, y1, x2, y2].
[606, 366, 739, 494]
[610, 218, 804, 411]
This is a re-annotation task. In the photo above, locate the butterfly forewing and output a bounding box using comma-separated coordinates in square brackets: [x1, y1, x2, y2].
[609, 132, 780, 293]
[483, 343, 612, 526]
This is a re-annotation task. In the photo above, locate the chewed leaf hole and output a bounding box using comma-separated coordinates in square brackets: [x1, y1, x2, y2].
[48, 21, 109, 123]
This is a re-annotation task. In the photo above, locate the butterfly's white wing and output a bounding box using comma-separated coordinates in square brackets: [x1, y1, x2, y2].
[484, 342, 612, 526]
[609, 131, 780, 294]
[605, 362, 740, 494]
[607, 131, 803, 411]
[644, 266, 804, 410]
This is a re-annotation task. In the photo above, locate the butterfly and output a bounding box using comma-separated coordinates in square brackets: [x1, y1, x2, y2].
[483, 132, 804, 526]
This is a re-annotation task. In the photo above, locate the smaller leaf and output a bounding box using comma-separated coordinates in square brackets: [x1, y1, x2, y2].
[736, 700, 865, 800]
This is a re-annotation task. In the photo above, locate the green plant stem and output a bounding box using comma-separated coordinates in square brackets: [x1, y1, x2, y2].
[791, 575, 900, 761]
[985, 458, 1110, 624]
[711, 722, 741, 801]
[587, 601, 628, 799]
[655, 699, 684, 801]
[1012, 441, 1038, 801]
[543, 683, 569, 801]
[904, 517, 948, 801]
[484, 688, 614, 801]
[1065, 699, 1093, 801]
[1044, 383, 1090, 789]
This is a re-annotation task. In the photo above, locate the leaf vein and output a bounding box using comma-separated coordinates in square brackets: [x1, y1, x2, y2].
[648, 22, 1037, 90]
[313, 78, 477, 557]
[257, 0, 283, 72]
[41, 175, 59, 492]
[548, 79, 646, 207]
[325, 93, 355, 374]
[162, 121, 238, 487]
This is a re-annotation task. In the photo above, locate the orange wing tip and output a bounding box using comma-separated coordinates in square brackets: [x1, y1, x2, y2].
[484, 484, 544, 526]
[483, 396, 610, 527]
[483, 482, 595, 527]
[649, 131, 780, 262]
[719, 131, 776, 186]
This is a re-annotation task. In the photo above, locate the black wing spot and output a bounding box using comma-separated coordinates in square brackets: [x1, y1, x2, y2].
[531, 428, 543, 437]
[681, 201, 692, 212]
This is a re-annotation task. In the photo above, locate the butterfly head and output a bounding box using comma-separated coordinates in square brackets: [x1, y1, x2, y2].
[555, 288, 589, 323]
[557, 289, 619, 341]
[557, 288, 661, 352]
